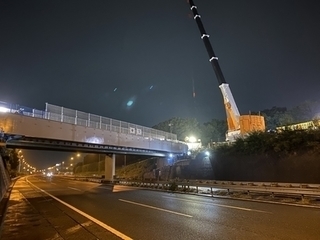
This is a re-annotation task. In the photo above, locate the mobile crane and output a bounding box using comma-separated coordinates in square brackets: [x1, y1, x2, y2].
[188, 0, 265, 141]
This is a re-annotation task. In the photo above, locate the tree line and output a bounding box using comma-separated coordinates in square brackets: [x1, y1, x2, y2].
[152, 100, 320, 145]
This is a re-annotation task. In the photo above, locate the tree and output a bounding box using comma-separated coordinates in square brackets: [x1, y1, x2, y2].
[289, 100, 320, 122]
[261, 106, 288, 129]
[153, 117, 202, 141]
[261, 100, 320, 130]
[200, 119, 227, 145]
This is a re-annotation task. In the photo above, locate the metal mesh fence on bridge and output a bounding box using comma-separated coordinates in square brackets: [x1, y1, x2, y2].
[0, 101, 177, 142]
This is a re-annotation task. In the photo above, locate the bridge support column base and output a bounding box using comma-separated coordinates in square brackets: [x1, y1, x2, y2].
[104, 154, 115, 182]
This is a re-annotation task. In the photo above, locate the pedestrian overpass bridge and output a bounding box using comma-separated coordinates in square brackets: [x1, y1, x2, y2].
[0, 102, 188, 181]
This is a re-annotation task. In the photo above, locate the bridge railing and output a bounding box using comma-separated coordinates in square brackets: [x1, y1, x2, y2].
[0, 101, 177, 142]
[45, 103, 176, 141]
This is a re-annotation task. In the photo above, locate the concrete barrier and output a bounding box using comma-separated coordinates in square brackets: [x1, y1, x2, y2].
[0, 155, 11, 202]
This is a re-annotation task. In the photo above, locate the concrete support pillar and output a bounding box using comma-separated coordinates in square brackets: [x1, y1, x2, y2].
[104, 154, 115, 182]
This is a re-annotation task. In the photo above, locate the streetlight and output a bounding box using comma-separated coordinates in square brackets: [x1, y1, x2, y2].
[69, 153, 80, 174]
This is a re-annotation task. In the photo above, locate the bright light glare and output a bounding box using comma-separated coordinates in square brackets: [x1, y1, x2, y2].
[85, 136, 104, 144]
[205, 151, 210, 156]
[189, 136, 197, 143]
[127, 100, 133, 107]
[0, 106, 9, 113]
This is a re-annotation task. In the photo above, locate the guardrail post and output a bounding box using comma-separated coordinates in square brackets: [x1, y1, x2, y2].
[301, 194, 304, 201]
[227, 189, 230, 195]
[271, 192, 274, 198]
[196, 186, 198, 194]
[211, 187, 213, 197]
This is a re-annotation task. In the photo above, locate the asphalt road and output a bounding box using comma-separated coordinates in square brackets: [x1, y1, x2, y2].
[23, 175, 320, 240]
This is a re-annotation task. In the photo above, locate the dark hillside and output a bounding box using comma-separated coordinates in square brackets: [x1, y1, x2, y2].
[211, 130, 320, 183]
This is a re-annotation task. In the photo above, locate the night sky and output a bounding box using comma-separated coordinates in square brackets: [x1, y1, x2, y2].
[1, 1, 320, 169]
[1, 0, 320, 127]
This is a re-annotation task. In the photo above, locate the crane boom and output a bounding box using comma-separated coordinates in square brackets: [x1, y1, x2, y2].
[188, 0, 225, 85]
[188, 0, 241, 140]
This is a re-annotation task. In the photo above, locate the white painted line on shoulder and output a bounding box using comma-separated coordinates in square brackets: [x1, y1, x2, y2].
[119, 199, 193, 218]
[26, 179, 133, 240]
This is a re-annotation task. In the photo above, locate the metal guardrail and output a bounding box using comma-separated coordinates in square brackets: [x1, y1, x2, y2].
[117, 180, 320, 200]
[59, 176, 320, 202]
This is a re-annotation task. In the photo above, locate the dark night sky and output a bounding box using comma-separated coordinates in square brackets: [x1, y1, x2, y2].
[1, 1, 320, 169]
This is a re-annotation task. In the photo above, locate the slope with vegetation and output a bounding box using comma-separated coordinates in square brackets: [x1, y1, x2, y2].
[212, 130, 320, 183]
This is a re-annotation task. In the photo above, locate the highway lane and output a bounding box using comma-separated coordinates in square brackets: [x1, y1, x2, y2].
[26, 175, 320, 240]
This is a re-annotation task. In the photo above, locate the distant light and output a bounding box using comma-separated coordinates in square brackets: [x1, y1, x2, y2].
[169, 153, 173, 158]
[149, 85, 153, 90]
[127, 100, 133, 107]
[187, 151, 191, 156]
[113, 88, 117, 92]
[188, 136, 197, 143]
[205, 151, 210, 156]
[0, 106, 9, 113]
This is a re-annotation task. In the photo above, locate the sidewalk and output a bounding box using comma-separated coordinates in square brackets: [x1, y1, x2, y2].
[0, 177, 121, 240]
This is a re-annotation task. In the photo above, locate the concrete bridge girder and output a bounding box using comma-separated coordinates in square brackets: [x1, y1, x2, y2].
[0, 113, 187, 154]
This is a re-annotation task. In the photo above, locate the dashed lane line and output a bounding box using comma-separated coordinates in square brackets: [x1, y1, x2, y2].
[119, 199, 193, 218]
[162, 196, 272, 214]
[68, 187, 82, 192]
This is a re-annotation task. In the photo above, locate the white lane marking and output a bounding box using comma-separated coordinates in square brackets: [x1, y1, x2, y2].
[66, 221, 92, 234]
[51, 182, 57, 185]
[97, 185, 136, 192]
[162, 196, 271, 214]
[119, 199, 193, 218]
[68, 187, 82, 192]
[26, 179, 133, 240]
